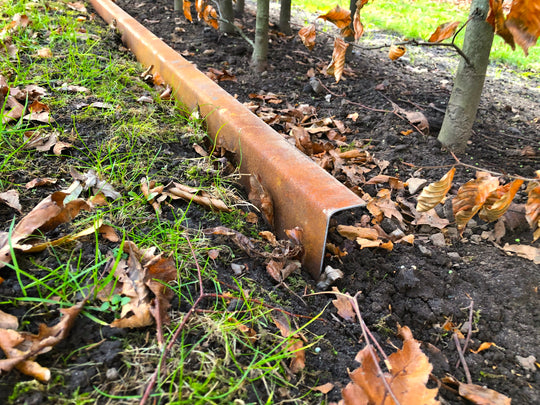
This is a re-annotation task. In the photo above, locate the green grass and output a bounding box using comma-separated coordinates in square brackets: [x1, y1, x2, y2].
[1, 1, 320, 403]
[296, 0, 540, 72]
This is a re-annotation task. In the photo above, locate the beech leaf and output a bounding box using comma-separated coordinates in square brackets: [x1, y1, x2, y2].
[331, 287, 356, 322]
[298, 24, 316, 50]
[317, 6, 352, 29]
[183, 0, 193, 22]
[416, 167, 456, 212]
[428, 21, 461, 42]
[353, 0, 370, 41]
[506, 0, 540, 56]
[342, 326, 439, 405]
[327, 37, 349, 83]
[525, 180, 540, 240]
[478, 179, 523, 222]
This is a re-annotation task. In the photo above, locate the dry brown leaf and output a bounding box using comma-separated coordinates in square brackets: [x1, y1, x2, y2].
[0, 309, 18, 330]
[470, 342, 495, 354]
[0, 190, 22, 212]
[313, 382, 335, 394]
[248, 175, 274, 226]
[145, 255, 177, 325]
[353, 0, 370, 41]
[298, 24, 316, 50]
[428, 21, 461, 42]
[202, 4, 219, 30]
[479, 179, 523, 222]
[392, 102, 429, 133]
[0, 191, 90, 268]
[337, 224, 379, 241]
[327, 37, 349, 83]
[183, 0, 193, 22]
[367, 189, 404, 227]
[416, 167, 456, 212]
[443, 375, 511, 405]
[25, 178, 57, 189]
[502, 243, 540, 264]
[356, 238, 394, 251]
[388, 44, 406, 60]
[413, 208, 450, 230]
[2, 96, 24, 124]
[317, 6, 352, 29]
[167, 182, 230, 213]
[331, 287, 356, 322]
[52, 141, 73, 156]
[506, 0, 540, 56]
[343, 326, 439, 405]
[37, 47, 52, 58]
[453, 172, 500, 232]
[271, 312, 306, 373]
[525, 180, 540, 240]
[67, 2, 87, 13]
[487, 0, 516, 49]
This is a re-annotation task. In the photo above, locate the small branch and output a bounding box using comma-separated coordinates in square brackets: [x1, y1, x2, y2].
[456, 300, 474, 369]
[140, 235, 206, 405]
[453, 332, 472, 385]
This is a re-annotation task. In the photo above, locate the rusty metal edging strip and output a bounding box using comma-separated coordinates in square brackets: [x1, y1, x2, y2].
[89, 0, 365, 279]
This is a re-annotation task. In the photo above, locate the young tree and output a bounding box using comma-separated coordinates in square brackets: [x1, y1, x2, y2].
[437, 0, 494, 153]
[251, 0, 270, 72]
[280, 0, 292, 35]
[219, 0, 235, 34]
[235, 0, 245, 17]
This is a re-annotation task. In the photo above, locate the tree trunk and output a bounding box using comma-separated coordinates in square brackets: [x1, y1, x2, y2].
[279, 0, 292, 35]
[219, 0, 235, 34]
[173, 0, 181, 12]
[251, 0, 269, 72]
[437, 0, 494, 153]
[235, 0, 245, 17]
[345, 0, 358, 57]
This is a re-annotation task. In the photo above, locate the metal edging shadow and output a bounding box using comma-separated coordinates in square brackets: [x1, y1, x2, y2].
[89, 0, 366, 279]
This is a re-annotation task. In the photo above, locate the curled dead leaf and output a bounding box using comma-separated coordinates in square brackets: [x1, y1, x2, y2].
[298, 24, 316, 51]
[428, 21, 461, 42]
[327, 37, 349, 83]
[388, 44, 406, 60]
[317, 6, 351, 29]
[416, 167, 456, 212]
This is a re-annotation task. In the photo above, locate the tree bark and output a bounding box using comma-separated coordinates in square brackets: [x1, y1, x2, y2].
[279, 0, 292, 35]
[219, 0, 235, 34]
[251, 0, 269, 72]
[173, 0, 181, 12]
[437, 0, 494, 153]
[235, 0, 245, 17]
[345, 0, 358, 57]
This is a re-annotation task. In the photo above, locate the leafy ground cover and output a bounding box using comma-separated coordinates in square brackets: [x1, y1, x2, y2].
[1, 0, 539, 404]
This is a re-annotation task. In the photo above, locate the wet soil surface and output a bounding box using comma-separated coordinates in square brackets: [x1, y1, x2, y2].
[1, 0, 539, 404]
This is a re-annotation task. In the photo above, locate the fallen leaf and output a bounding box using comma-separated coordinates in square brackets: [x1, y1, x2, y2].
[502, 243, 540, 264]
[337, 224, 379, 241]
[317, 265, 344, 289]
[37, 47, 52, 58]
[25, 178, 57, 189]
[331, 287, 356, 322]
[0, 190, 22, 212]
[313, 382, 335, 394]
[166, 182, 230, 212]
[343, 326, 439, 405]
[67, 2, 87, 13]
[388, 44, 406, 60]
[0, 309, 18, 329]
[442, 375, 510, 405]
[248, 175, 274, 226]
[413, 208, 450, 229]
[471, 342, 495, 354]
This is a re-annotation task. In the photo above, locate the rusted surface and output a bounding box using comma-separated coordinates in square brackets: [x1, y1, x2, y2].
[89, 0, 365, 279]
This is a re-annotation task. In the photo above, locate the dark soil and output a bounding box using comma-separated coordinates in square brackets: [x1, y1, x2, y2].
[1, 0, 539, 404]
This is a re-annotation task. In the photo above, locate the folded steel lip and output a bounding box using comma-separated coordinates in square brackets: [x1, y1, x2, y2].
[89, 0, 365, 279]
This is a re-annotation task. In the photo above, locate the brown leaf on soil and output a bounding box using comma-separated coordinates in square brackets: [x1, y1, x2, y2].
[2, 96, 24, 124]
[416, 167, 456, 212]
[67, 2, 87, 13]
[318, 6, 352, 29]
[313, 382, 335, 394]
[392, 102, 429, 133]
[0, 190, 22, 212]
[327, 37, 349, 83]
[331, 287, 356, 322]
[248, 175, 274, 227]
[206, 67, 236, 82]
[342, 326, 439, 405]
[271, 312, 306, 374]
[37, 47, 52, 58]
[183, 0, 193, 22]
[356, 238, 394, 251]
[366, 174, 406, 190]
[337, 224, 379, 241]
[145, 254, 177, 324]
[0, 299, 85, 381]
[23, 130, 57, 151]
[506, 0, 540, 55]
[453, 172, 500, 232]
[479, 179, 523, 223]
[367, 189, 404, 227]
[25, 177, 57, 189]
[443, 375, 510, 405]
[502, 243, 540, 264]
[0, 191, 91, 268]
[298, 24, 316, 50]
[413, 208, 450, 230]
[0, 309, 18, 330]
[266, 259, 301, 283]
[428, 21, 460, 42]
[470, 341, 495, 354]
[291, 126, 314, 155]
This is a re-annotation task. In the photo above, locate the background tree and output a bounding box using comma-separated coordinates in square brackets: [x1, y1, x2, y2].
[235, 0, 245, 17]
[252, 0, 270, 71]
[280, 0, 292, 35]
[219, 0, 235, 34]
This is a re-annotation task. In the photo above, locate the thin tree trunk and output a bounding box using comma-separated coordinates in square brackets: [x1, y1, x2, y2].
[345, 0, 357, 57]
[174, 0, 181, 12]
[437, 0, 494, 153]
[235, 0, 245, 17]
[219, 0, 235, 34]
[279, 0, 292, 35]
[251, 0, 269, 72]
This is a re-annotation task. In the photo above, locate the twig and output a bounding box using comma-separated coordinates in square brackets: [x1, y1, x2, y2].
[456, 300, 474, 369]
[453, 332, 472, 385]
[140, 236, 207, 405]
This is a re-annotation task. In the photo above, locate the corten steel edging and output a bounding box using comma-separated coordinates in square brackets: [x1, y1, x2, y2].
[90, 0, 365, 279]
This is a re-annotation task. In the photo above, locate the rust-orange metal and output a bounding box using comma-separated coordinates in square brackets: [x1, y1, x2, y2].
[89, 0, 365, 279]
